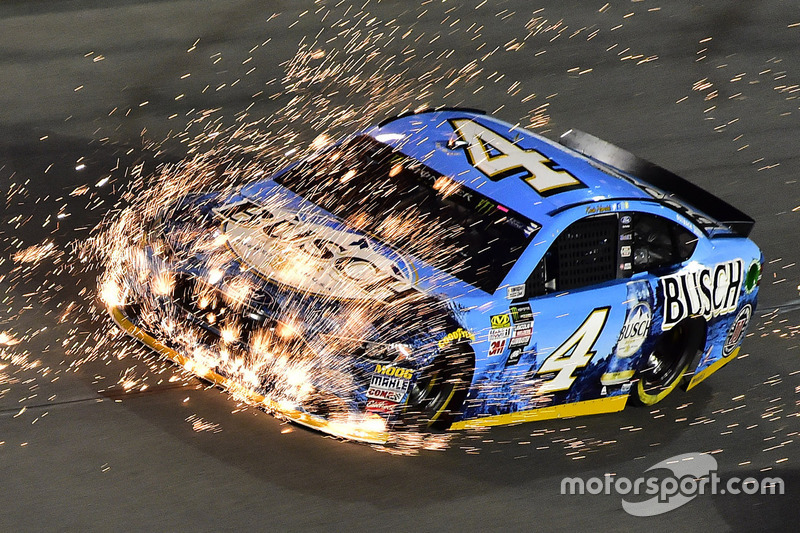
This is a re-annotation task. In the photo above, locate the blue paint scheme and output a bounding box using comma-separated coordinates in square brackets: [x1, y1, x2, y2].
[159, 109, 761, 424]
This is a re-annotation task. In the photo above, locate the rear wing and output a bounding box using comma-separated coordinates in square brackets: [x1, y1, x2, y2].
[559, 129, 755, 238]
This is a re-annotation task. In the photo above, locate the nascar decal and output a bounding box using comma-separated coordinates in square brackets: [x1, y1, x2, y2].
[507, 284, 525, 300]
[616, 302, 651, 358]
[723, 304, 752, 356]
[214, 200, 416, 301]
[660, 259, 743, 331]
[449, 119, 586, 196]
[536, 307, 610, 394]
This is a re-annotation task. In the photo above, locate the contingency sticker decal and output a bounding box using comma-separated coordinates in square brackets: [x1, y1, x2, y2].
[366, 365, 414, 415]
[488, 313, 512, 356]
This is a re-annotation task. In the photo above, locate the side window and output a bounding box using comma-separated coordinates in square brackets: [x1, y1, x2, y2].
[526, 211, 698, 297]
[629, 213, 697, 273]
[527, 214, 619, 296]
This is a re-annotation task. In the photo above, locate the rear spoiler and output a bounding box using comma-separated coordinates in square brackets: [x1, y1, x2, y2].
[559, 129, 755, 238]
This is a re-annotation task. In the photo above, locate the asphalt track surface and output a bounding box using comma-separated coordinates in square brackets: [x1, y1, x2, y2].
[1, 1, 799, 531]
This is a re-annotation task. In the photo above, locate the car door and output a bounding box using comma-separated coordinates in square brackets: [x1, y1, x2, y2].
[512, 208, 700, 406]
[509, 212, 636, 404]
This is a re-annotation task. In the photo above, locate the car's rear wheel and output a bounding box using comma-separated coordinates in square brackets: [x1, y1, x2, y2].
[401, 345, 474, 430]
[633, 319, 705, 406]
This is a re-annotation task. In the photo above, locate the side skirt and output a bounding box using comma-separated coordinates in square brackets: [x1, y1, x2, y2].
[449, 395, 628, 430]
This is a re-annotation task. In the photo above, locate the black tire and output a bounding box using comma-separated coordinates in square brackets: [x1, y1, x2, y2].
[401, 345, 474, 430]
[632, 319, 705, 406]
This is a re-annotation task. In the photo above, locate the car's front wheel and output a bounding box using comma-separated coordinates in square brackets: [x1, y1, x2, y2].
[633, 319, 705, 406]
[402, 345, 474, 430]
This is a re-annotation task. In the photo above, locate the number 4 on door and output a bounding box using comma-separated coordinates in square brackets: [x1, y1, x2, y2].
[536, 307, 610, 393]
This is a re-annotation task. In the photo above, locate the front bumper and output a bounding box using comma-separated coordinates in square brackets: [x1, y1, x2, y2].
[108, 304, 391, 444]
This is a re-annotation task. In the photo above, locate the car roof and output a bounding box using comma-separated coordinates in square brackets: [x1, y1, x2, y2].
[365, 109, 651, 225]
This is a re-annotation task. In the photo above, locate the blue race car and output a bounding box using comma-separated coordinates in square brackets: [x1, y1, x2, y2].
[105, 108, 761, 443]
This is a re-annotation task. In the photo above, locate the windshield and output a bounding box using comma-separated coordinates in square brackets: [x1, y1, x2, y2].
[273, 135, 539, 293]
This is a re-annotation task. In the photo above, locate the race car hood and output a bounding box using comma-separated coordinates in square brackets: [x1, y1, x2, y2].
[152, 183, 474, 436]
[233, 178, 487, 308]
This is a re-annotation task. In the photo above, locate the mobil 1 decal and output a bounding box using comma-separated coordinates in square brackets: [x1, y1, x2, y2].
[660, 259, 743, 331]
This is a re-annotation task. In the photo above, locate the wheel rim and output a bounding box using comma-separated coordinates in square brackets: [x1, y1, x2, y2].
[641, 325, 688, 387]
[636, 365, 688, 405]
[636, 321, 701, 404]
[403, 349, 472, 429]
[407, 367, 452, 419]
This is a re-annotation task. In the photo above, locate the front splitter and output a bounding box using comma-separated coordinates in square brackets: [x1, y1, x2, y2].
[108, 305, 391, 444]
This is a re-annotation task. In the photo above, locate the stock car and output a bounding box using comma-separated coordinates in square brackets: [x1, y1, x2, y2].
[106, 108, 762, 443]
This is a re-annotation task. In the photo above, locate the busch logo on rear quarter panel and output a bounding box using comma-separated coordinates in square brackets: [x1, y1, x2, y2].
[660, 260, 742, 330]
